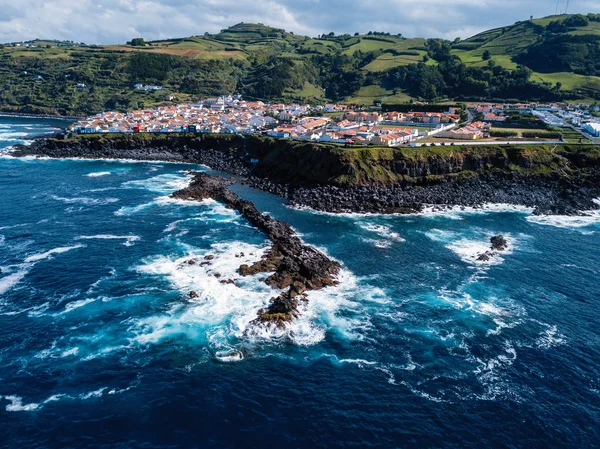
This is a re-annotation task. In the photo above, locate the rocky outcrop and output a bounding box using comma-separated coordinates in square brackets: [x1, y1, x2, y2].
[171, 173, 340, 327]
[477, 235, 509, 262]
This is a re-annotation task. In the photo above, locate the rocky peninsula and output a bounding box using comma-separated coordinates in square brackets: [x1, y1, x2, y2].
[11, 133, 600, 215]
[172, 172, 340, 326]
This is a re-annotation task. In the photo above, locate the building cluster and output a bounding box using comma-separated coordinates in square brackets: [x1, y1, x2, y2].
[71, 97, 431, 146]
[70, 96, 600, 144]
[475, 102, 600, 131]
[437, 121, 491, 140]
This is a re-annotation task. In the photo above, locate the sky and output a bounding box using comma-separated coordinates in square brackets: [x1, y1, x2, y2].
[0, 0, 599, 44]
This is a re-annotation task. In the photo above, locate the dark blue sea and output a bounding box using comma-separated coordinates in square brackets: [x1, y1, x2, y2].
[1, 116, 599, 448]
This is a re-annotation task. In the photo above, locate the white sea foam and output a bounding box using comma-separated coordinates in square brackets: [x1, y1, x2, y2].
[0, 132, 28, 139]
[62, 297, 100, 314]
[114, 195, 210, 216]
[24, 244, 85, 263]
[419, 203, 535, 220]
[76, 234, 140, 247]
[114, 201, 155, 216]
[85, 171, 111, 177]
[338, 358, 378, 366]
[277, 269, 384, 345]
[0, 267, 30, 295]
[132, 241, 275, 347]
[51, 195, 119, 206]
[447, 234, 516, 267]
[122, 172, 192, 194]
[61, 347, 80, 357]
[447, 238, 506, 266]
[536, 325, 566, 349]
[526, 211, 600, 229]
[132, 238, 372, 348]
[80, 388, 107, 400]
[2, 395, 40, 412]
[359, 223, 406, 243]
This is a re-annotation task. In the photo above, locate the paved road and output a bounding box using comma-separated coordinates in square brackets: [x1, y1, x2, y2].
[569, 125, 600, 145]
[411, 140, 564, 147]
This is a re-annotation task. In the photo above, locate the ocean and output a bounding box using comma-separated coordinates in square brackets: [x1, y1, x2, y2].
[0, 116, 599, 448]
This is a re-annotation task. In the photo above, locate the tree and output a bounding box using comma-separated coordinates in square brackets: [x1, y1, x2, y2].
[128, 38, 145, 46]
[482, 50, 491, 61]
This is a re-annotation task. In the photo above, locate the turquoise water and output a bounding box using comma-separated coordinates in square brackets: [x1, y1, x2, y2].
[1, 117, 600, 448]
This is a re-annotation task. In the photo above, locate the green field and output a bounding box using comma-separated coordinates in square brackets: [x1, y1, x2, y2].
[346, 85, 412, 105]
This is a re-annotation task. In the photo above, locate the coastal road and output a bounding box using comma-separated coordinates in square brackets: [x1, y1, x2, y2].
[570, 125, 600, 145]
[410, 140, 564, 148]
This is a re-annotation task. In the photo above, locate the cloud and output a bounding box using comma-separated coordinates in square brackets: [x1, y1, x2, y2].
[0, 0, 598, 44]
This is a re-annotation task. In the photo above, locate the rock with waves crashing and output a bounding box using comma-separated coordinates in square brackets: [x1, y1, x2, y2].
[172, 172, 340, 327]
[490, 235, 508, 252]
[476, 235, 509, 261]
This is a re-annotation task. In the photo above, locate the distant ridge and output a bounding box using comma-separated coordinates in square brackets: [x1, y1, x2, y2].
[1, 15, 599, 116]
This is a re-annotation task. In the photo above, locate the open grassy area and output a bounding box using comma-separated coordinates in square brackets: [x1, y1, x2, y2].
[283, 82, 326, 101]
[346, 85, 413, 105]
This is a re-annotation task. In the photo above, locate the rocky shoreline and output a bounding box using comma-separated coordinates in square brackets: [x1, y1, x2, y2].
[172, 173, 340, 327]
[246, 174, 600, 216]
[11, 134, 600, 216]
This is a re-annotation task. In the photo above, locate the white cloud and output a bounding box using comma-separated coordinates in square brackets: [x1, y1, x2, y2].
[0, 0, 597, 44]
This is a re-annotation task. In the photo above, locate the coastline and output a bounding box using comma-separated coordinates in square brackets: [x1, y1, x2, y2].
[9, 133, 600, 217]
[0, 111, 82, 121]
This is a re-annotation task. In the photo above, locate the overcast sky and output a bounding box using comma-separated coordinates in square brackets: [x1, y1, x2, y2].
[1, 0, 599, 44]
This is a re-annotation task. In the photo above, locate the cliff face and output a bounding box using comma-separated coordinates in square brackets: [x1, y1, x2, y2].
[12, 133, 600, 214]
[15, 133, 600, 188]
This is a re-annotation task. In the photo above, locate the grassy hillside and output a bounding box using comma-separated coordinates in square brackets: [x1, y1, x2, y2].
[451, 14, 600, 94]
[1, 16, 600, 115]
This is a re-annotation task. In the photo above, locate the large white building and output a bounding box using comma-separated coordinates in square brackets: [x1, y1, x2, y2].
[582, 122, 600, 137]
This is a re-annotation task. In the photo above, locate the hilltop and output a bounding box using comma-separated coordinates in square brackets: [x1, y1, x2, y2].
[1, 15, 600, 115]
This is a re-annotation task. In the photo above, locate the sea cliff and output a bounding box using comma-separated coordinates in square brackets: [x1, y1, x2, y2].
[12, 133, 600, 215]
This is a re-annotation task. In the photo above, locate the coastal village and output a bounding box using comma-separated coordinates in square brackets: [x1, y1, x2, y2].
[70, 95, 600, 146]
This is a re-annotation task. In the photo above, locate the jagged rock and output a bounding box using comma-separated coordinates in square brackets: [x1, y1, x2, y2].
[204, 255, 215, 261]
[490, 235, 508, 251]
[477, 253, 491, 262]
[172, 173, 341, 328]
[187, 259, 196, 265]
[189, 291, 199, 299]
[214, 273, 221, 278]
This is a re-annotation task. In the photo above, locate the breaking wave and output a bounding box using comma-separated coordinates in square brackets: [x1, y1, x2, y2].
[51, 195, 119, 206]
[85, 171, 111, 177]
[76, 235, 140, 247]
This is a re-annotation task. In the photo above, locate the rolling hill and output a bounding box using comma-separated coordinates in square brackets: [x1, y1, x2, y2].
[1, 16, 600, 116]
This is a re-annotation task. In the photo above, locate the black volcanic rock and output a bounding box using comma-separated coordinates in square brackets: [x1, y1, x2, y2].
[490, 235, 508, 251]
[13, 134, 600, 216]
[172, 173, 340, 326]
